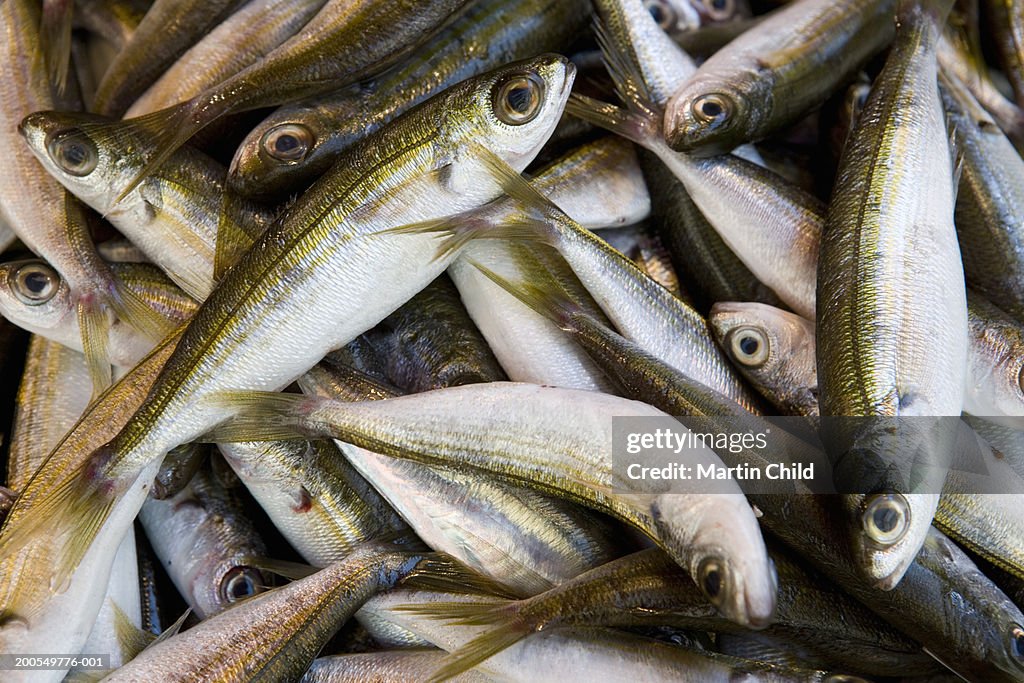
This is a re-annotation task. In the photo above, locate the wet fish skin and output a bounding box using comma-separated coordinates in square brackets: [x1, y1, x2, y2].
[362, 275, 507, 393]
[366, 588, 842, 683]
[73, 0, 149, 51]
[126, 0, 329, 117]
[0, 331, 182, 682]
[300, 650, 495, 683]
[2, 0, 170, 389]
[218, 437, 409, 569]
[300, 358, 626, 597]
[0, 58, 575, 659]
[964, 292, 1024, 419]
[405, 546, 936, 678]
[941, 69, 1024, 324]
[981, 0, 1024, 109]
[91, 0, 247, 116]
[664, 0, 896, 156]
[638, 152, 781, 313]
[229, 0, 591, 197]
[103, 0, 477, 199]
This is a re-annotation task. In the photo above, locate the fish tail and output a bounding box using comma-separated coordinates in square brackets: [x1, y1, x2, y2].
[564, 19, 662, 146]
[38, 0, 74, 95]
[466, 258, 581, 332]
[202, 390, 324, 443]
[405, 600, 533, 683]
[0, 450, 120, 596]
[402, 554, 521, 599]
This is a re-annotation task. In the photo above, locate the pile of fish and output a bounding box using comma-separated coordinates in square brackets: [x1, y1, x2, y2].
[2, 0, 1024, 680]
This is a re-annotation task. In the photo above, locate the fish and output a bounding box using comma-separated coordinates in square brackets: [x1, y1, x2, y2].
[816, 0, 964, 590]
[980, 0, 1024, 109]
[0, 57, 575, 647]
[448, 137, 646, 393]
[204, 381, 778, 628]
[361, 276, 508, 392]
[663, 0, 897, 155]
[364, 588, 852, 683]
[397, 150, 762, 412]
[73, 0, 148, 51]
[300, 650, 495, 683]
[565, 21, 823, 320]
[941, 68, 1024, 324]
[100, 542, 445, 682]
[0, 259, 196, 369]
[137, 462, 268, 619]
[228, 0, 592, 197]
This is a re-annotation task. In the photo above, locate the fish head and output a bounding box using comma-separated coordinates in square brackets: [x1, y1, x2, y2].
[18, 110, 152, 215]
[443, 54, 576, 175]
[663, 73, 769, 156]
[645, 0, 701, 35]
[0, 258, 78, 342]
[844, 491, 934, 590]
[710, 301, 815, 384]
[228, 93, 350, 198]
[651, 494, 777, 628]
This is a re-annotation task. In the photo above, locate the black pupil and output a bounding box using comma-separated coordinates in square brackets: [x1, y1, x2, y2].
[712, 0, 727, 10]
[739, 335, 759, 356]
[873, 505, 899, 533]
[23, 271, 50, 295]
[704, 569, 722, 597]
[275, 134, 299, 153]
[648, 5, 667, 25]
[227, 573, 255, 600]
[506, 84, 532, 114]
[62, 140, 87, 167]
[701, 100, 723, 117]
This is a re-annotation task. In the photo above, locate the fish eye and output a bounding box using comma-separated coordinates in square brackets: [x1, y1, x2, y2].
[1010, 624, 1024, 662]
[697, 557, 725, 603]
[728, 326, 769, 367]
[861, 493, 910, 545]
[262, 123, 314, 163]
[493, 71, 546, 126]
[643, 0, 677, 30]
[703, 0, 734, 20]
[10, 261, 59, 305]
[691, 93, 733, 128]
[47, 129, 98, 177]
[219, 566, 261, 603]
